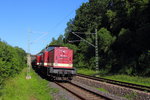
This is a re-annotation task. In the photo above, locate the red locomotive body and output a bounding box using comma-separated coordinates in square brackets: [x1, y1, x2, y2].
[35, 46, 76, 80]
[45, 47, 73, 68]
[36, 55, 40, 66]
[43, 51, 48, 67]
[36, 53, 43, 66]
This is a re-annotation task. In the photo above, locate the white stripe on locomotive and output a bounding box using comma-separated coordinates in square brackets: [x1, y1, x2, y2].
[44, 63, 72, 67]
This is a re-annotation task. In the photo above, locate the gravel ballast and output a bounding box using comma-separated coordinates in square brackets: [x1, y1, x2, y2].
[73, 76, 150, 100]
[49, 82, 82, 100]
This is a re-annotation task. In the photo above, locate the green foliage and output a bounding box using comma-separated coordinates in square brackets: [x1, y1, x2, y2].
[0, 40, 26, 86]
[98, 28, 116, 52]
[137, 52, 150, 76]
[74, 53, 87, 68]
[77, 68, 97, 75]
[48, 0, 150, 76]
[49, 35, 64, 45]
[62, 43, 78, 54]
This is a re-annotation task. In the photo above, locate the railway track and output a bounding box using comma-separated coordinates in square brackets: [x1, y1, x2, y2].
[55, 82, 116, 100]
[77, 74, 150, 92]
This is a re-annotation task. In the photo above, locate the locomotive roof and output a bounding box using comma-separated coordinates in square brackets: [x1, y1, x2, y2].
[48, 45, 61, 47]
[45, 47, 55, 51]
[45, 46, 69, 51]
[37, 52, 43, 56]
[37, 45, 69, 55]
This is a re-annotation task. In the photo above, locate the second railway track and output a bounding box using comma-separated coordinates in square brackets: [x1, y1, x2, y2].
[77, 74, 150, 92]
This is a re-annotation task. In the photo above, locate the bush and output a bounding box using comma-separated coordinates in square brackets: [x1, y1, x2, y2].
[0, 40, 26, 85]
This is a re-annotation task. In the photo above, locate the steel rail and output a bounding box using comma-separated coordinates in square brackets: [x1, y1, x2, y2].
[55, 82, 112, 100]
[55, 82, 87, 100]
[77, 74, 150, 92]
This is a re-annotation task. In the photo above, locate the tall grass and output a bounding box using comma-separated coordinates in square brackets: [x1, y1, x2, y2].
[0, 68, 53, 100]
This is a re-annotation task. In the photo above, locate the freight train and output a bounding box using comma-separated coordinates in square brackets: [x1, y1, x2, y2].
[33, 45, 76, 80]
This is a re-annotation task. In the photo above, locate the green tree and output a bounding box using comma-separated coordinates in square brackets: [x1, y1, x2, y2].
[47, 0, 150, 76]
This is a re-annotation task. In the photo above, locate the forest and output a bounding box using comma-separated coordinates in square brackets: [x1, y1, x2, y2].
[0, 40, 26, 85]
[49, 0, 150, 76]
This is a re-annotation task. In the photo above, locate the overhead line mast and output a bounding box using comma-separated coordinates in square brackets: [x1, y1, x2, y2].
[95, 29, 99, 72]
[26, 30, 48, 79]
[26, 29, 31, 79]
[70, 29, 99, 72]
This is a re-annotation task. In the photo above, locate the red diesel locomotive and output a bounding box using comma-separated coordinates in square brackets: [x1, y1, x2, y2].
[35, 46, 76, 80]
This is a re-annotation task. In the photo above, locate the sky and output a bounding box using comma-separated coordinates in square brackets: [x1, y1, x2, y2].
[0, 0, 88, 54]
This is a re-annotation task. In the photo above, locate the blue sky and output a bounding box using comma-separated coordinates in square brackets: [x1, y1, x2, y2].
[0, 0, 88, 54]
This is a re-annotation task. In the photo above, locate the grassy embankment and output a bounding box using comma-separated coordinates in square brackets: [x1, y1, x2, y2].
[0, 68, 56, 100]
[77, 68, 97, 75]
[77, 69, 150, 87]
[103, 75, 150, 87]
